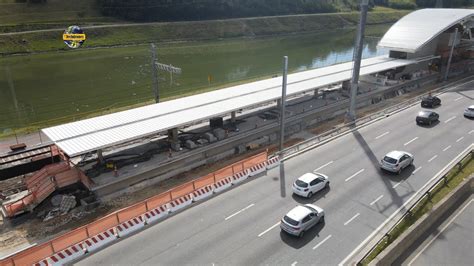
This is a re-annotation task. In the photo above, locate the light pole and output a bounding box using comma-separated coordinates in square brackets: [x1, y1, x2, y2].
[150, 43, 159, 103]
[348, 0, 368, 122]
[279, 56, 288, 153]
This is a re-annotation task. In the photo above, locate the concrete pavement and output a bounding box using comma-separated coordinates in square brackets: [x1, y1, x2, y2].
[75, 82, 473, 265]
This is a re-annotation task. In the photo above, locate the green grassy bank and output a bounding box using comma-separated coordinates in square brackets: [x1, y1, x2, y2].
[0, 10, 408, 55]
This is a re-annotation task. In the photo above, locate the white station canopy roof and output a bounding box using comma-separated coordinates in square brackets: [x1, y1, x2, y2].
[43, 55, 432, 157]
[378, 8, 474, 53]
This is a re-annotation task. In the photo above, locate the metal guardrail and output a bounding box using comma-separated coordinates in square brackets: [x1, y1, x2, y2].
[358, 144, 474, 264]
[279, 75, 474, 159]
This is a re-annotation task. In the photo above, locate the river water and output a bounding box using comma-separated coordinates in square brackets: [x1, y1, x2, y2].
[0, 24, 390, 132]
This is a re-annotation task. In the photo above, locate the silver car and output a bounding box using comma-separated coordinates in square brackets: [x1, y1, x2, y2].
[280, 204, 325, 237]
[380, 150, 414, 174]
[464, 105, 474, 118]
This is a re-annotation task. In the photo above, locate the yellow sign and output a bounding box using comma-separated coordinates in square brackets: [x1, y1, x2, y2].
[62, 34, 86, 41]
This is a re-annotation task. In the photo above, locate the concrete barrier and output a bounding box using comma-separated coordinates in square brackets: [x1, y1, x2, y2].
[213, 177, 232, 193]
[84, 228, 117, 253]
[266, 156, 280, 169]
[231, 170, 249, 185]
[42, 243, 85, 266]
[372, 175, 473, 265]
[144, 205, 169, 224]
[168, 194, 193, 213]
[192, 185, 214, 202]
[248, 161, 267, 177]
[116, 216, 145, 238]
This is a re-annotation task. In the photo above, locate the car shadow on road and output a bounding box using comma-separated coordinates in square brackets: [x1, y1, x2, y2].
[416, 120, 440, 128]
[380, 165, 416, 182]
[291, 186, 331, 204]
[280, 221, 326, 249]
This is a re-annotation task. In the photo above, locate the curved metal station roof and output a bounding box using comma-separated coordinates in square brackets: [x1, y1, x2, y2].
[43, 55, 433, 157]
[378, 8, 474, 53]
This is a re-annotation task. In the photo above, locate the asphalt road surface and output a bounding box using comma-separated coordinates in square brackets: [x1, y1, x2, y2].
[400, 196, 473, 266]
[76, 81, 474, 265]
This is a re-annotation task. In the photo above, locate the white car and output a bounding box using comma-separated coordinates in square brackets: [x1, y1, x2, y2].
[464, 105, 474, 118]
[380, 151, 414, 174]
[292, 172, 329, 198]
[280, 204, 325, 237]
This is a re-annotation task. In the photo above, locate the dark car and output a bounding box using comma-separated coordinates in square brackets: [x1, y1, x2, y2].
[416, 111, 439, 125]
[421, 96, 441, 108]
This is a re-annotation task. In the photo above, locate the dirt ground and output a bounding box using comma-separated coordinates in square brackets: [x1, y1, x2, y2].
[0, 80, 449, 255]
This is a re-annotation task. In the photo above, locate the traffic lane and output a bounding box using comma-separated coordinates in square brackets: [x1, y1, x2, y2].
[404, 197, 474, 266]
[76, 87, 473, 264]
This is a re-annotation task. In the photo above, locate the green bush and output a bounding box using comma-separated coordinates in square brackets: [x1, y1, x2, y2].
[389, 0, 417, 9]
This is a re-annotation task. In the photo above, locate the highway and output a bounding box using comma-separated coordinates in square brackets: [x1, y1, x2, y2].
[76, 81, 474, 265]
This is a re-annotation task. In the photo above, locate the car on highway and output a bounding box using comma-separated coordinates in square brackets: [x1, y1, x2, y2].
[464, 105, 474, 118]
[416, 110, 439, 125]
[421, 95, 441, 108]
[292, 172, 329, 198]
[280, 204, 325, 237]
[380, 151, 414, 174]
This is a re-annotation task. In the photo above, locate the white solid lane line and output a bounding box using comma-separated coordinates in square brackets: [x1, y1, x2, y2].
[225, 203, 255, 221]
[375, 131, 390, 140]
[428, 155, 438, 163]
[404, 137, 418, 146]
[291, 261, 298, 266]
[408, 199, 474, 266]
[344, 213, 360, 226]
[258, 222, 280, 237]
[454, 96, 463, 101]
[456, 136, 464, 143]
[444, 116, 456, 123]
[345, 169, 365, 182]
[370, 195, 384, 206]
[314, 161, 334, 172]
[413, 166, 423, 174]
[312, 235, 332, 250]
[443, 145, 452, 152]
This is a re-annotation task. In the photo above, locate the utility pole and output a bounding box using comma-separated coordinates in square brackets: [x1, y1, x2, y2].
[279, 56, 288, 153]
[150, 43, 159, 103]
[444, 27, 458, 81]
[347, 0, 368, 122]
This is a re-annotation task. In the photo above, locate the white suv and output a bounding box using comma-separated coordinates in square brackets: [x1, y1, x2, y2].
[380, 151, 414, 174]
[292, 173, 329, 198]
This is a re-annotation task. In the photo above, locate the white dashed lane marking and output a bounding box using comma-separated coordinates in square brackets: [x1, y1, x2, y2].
[443, 145, 451, 152]
[456, 137, 464, 143]
[225, 204, 255, 221]
[258, 222, 280, 237]
[375, 131, 390, 140]
[404, 137, 418, 146]
[314, 161, 334, 172]
[370, 195, 384, 206]
[344, 213, 360, 226]
[444, 116, 456, 123]
[413, 166, 423, 174]
[312, 235, 332, 250]
[345, 169, 365, 182]
[454, 96, 463, 101]
[428, 155, 438, 163]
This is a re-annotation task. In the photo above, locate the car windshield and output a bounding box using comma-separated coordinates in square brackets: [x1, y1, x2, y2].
[295, 180, 308, 188]
[418, 111, 430, 118]
[383, 156, 398, 164]
[283, 215, 299, 226]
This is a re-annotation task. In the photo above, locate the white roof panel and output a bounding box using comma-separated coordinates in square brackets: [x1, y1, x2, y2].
[43, 55, 431, 157]
[378, 8, 474, 53]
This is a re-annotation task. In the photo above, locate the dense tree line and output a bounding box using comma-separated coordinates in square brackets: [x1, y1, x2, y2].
[97, 0, 474, 22]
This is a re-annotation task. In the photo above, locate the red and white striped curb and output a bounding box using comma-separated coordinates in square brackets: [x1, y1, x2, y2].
[169, 194, 193, 213]
[34, 259, 50, 266]
[213, 176, 232, 193]
[192, 185, 214, 202]
[116, 216, 145, 238]
[35, 243, 85, 266]
[248, 162, 267, 177]
[266, 156, 280, 169]
[231, 170, 249, 185]
[144, 205, 169, 224]
[84, 228, 117, 253]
